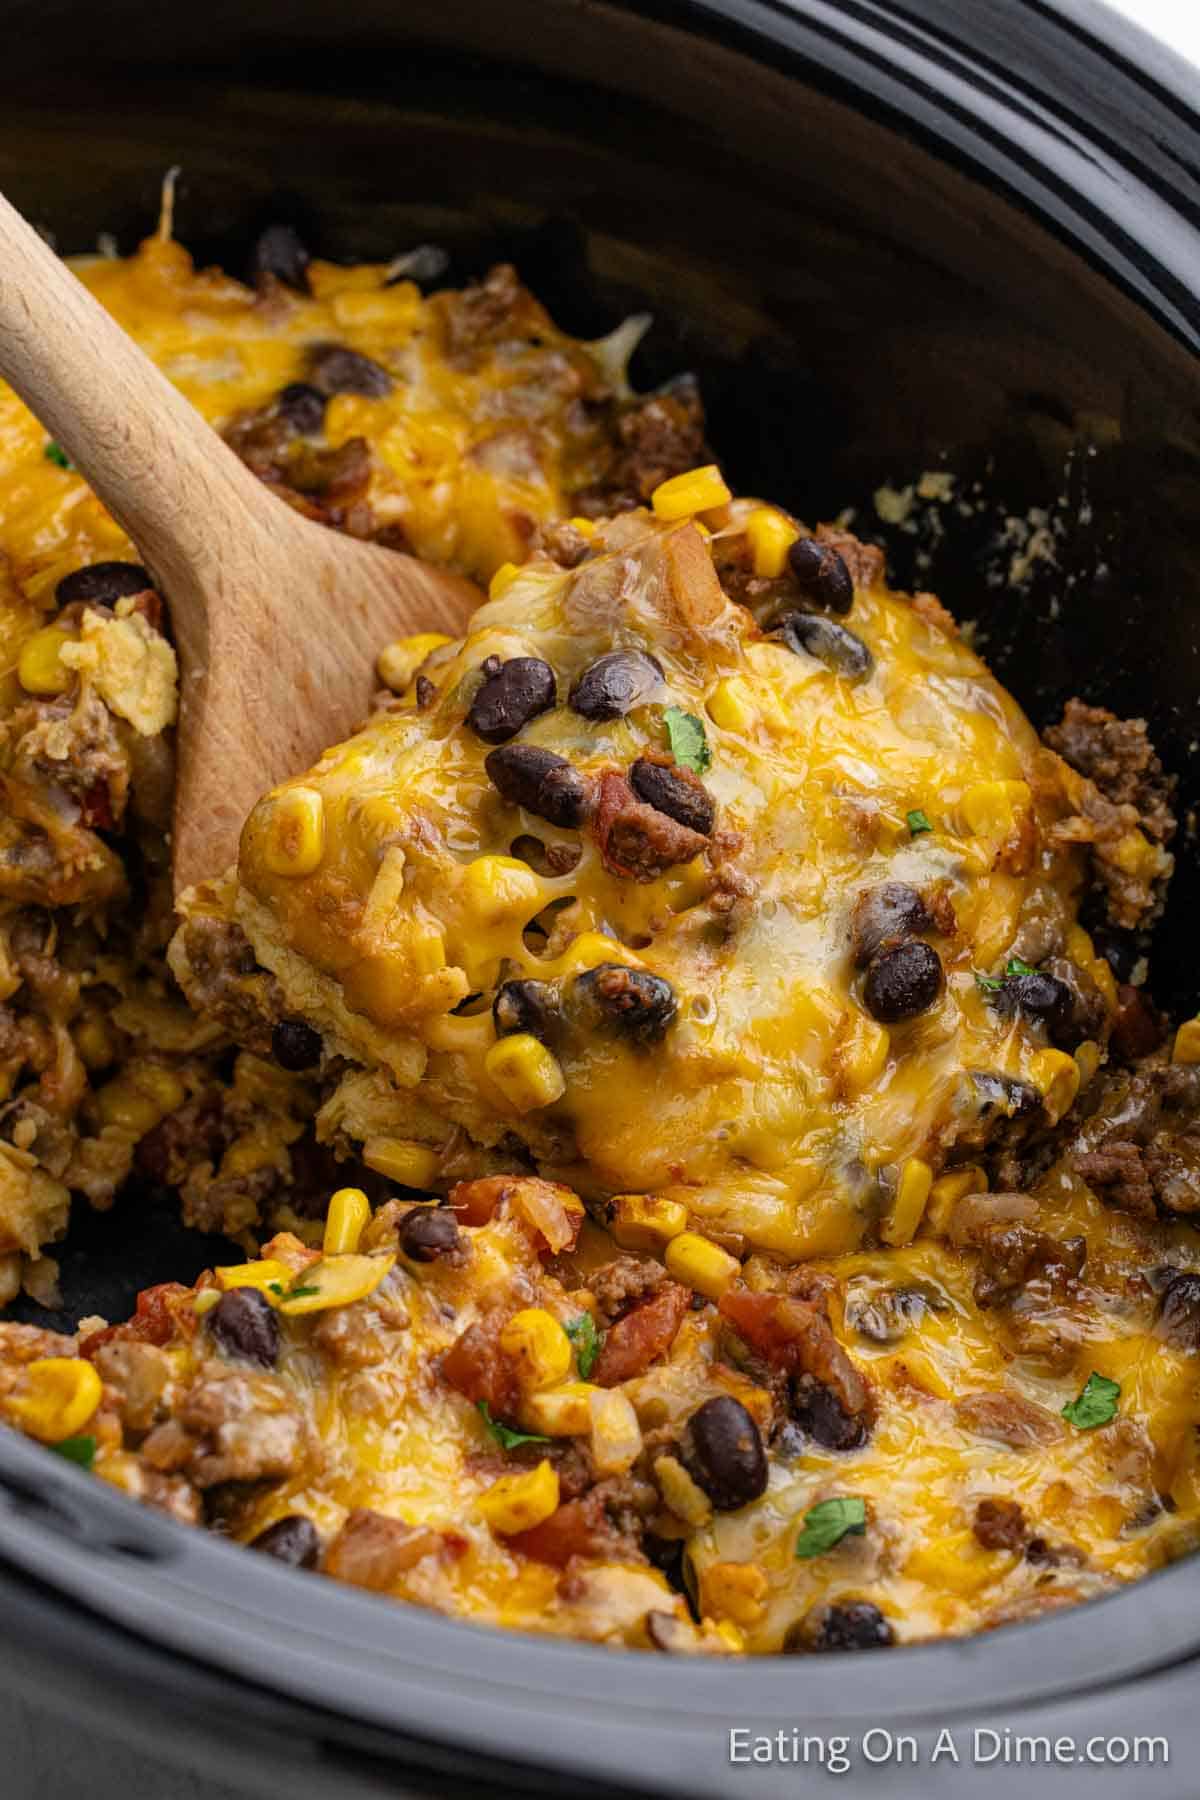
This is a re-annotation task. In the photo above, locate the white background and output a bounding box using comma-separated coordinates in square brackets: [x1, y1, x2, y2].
[1103, 0, 1200, 64]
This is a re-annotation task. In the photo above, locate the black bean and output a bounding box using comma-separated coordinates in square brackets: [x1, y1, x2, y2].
[250, 1514, 321, 1569]
[571, 962, 677, 1045]
[968, 1071, 1043, 1124]
[789, 1376, 869, 1450]
[469, 659, 557, 744]
[484, 743, 588, 824]
[399, 1206, 462, 1262]
[277, 382, 327, 434]
[629, 758, 715, 835]
[209, 1288, 280, 1368]
[249, 224, 311, 291]
[850, 882, 932, 968]
[1156, 1272, 1200, 1351]
[55, 561, 151, 607]
[307, 343, 393, 398]
[493, 978, 559, 1042]
[787, 537, 854, 614]
[776, 612, 873, 680]
[785, 1600, 894, 1653]
[863, 941, 942, 1022]
[271, 1018, 323, 1071]
[686, 1396, 767, 1511]
[992, 971, 1074, 1039]
[568, 649, 663, 721]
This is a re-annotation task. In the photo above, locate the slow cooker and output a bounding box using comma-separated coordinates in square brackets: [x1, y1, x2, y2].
[3, 1, 1200, 1794]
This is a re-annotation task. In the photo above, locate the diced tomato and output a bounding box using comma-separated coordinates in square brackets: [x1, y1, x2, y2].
[79, 1281, 191, 1359]
[439, 1318, 521, 1419]
[507, 1494, 618, 1567]
[448, 1177, 509, 1227]
[591, 1282, 689, 1387]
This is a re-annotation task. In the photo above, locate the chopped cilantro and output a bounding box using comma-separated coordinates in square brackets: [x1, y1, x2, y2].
[906, 809, 933, 836]
[565, 1312, 602, 1380]
[1062, 1371, 1120, 1431]
[663, 707, 712, 775]
[268, 1281, 320, 1300]
[477, 1400, 550, 1452]
[795, 1495, 868, 1559]
[44, 441, 72, 469]
[975, 956, 1039, 995]
[52, 1434, 96, 1470]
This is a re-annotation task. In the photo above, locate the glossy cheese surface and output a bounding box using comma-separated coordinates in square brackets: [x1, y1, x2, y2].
[235, 507, 1110, 1258]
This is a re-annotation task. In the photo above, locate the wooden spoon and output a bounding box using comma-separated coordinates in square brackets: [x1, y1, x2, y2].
[0, 191, 480, 894]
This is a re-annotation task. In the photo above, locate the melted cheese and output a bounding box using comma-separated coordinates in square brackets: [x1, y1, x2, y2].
[234, 509, 1101, 1259]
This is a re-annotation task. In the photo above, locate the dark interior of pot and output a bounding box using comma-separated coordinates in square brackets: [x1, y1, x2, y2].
[2, 0, 1199, 1341]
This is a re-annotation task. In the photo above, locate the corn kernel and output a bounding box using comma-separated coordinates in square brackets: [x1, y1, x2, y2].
[130, 1066, 187, 1114]
[837, 1014, 890, 1096]
[610, 1193, 689, 1252]
[568, 516, 597, 538]
[74, 1017, 117, 1072]
[484, 1033, 566, 1113]
[215, 1258, 292, 1294]
[376, 632, 452, 692]
[958, 779, 1031, 841]
[362, 1136, 440, 1189]
[94, 1080, 163, 1136]
[461, 854, 541, 928]
[552, 932, 643, 978]
[1111, 829, 1161, 879]
[324, 1186, 371, 1255]
[654, 1453, 713, 1527]
[499, 1308, 573, 1391]
[1028, 1047, 1080, 1124]
[589, 1388, 643, 1475]
[17, 626, 75, 696]
[193, 1289, 220, 1316]
[651, 464, 732, 520]
[925, 1165, 986, 1237]
[882, 1157, 933, 1247]
[1065, 925, 1096, 966]
[700, 1560, 769, 1628]
[707, 676, 758, 733]
[221, 1136, 279, 1178]
[262, 786, 326, 877]
[745, 506, 799, 578]
[5, 1357, 102, 1443]
[665, 1231, 740, 1300]
[523, 1382, 598, 1436]
[276, 1252, 396, 1315]
[1173, 1020, 1200, 1066]
[714, 1621, 747, 1654]
[477, 1459, 560, 1535]
[1074, 1039, 1102, 1090]
[488, 561, 522, 599]
[1089, 956, 1118, 1011]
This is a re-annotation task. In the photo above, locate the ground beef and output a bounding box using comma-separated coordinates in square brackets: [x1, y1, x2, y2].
[814, 525, 885, 592]
[574, 375, 708, 516]
[141, 1359, 310, 1487]
[1073, 1065, 1200, 1220]
[591, 769, 709, 882]
[439, 264, 538, 365]
[171, 915, 285, 1055]
[1045, 700, 1176, 930]
[956, 1391, 1062, 1449]
[507, 1473, 656, 1567]
[1046, 701, 1176, 843]
[972, 1222, 1086, 1308]
[588, 1254, 670, 1326]
[135, 1093, 230, 1188]
[323, 1508, 443, 1590]
[973, 1496, 1028, 1551]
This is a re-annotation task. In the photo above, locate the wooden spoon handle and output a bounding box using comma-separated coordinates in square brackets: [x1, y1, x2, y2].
[0, 189, 272, 589]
